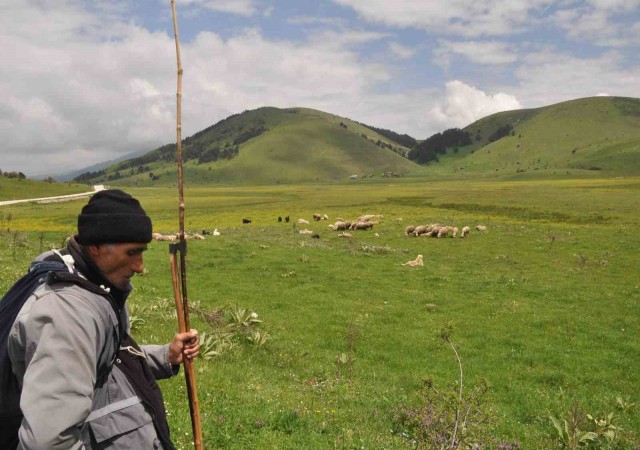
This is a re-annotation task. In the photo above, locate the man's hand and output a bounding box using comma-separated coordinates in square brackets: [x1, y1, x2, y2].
[168, 329, 200, 365]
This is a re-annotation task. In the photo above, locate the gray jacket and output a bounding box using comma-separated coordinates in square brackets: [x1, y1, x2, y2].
[7, 254, 177, 449]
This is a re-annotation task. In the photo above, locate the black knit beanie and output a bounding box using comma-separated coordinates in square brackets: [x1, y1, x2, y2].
[77, 189, 153, 245]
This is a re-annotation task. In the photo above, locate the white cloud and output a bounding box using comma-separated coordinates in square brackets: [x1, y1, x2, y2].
[428, 81, 522, 129]
[330, 0, 549, 36]
[1, 0, 638, 176]
[513, 49, 640, 106]
[288, 16, 349, 27]
[434, 40, 517, 67]
[173, 0, 258, 16]
[389, 42, 416, 59]
[550, 0, 640, 46]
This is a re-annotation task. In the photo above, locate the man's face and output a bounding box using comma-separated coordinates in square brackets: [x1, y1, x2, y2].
[90, 243, 147, 290]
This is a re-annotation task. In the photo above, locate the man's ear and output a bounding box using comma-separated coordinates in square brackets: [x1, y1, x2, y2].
[86, 244, 102, 258]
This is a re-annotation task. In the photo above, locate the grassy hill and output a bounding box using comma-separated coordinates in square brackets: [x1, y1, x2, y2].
[0, 176, 89, 202]
[74, 97, 640, 186]
[80, 107, 416, 186]
[437, 96, 640, 179]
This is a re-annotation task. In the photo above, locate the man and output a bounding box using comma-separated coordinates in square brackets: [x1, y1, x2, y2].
[6, 189, 199, 449]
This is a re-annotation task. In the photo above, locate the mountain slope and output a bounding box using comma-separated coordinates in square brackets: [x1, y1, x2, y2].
[74, 97, 640, 186]
[446, 96, 640, 178]
[78, 107, 416, 186]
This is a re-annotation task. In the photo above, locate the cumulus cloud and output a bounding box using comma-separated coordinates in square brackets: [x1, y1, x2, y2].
[0, 3, 393, 175]
[428, 81, 522, 129]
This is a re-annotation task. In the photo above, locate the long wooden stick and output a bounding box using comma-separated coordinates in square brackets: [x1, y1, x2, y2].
[170, 248, 203, 449]
[169, 1, 203, 449]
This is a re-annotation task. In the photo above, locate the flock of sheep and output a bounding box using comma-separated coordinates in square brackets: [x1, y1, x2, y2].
[151, 213, 488, 250]
[404, 224, 487, 239]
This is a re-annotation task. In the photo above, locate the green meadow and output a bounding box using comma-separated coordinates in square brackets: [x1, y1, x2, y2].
[1, 176, 639, 448]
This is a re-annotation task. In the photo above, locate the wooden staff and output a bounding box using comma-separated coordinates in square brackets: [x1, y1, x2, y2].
[169, 1, 203, 449]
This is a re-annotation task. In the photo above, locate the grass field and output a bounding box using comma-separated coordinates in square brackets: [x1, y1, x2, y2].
[1, 176, 639, 448]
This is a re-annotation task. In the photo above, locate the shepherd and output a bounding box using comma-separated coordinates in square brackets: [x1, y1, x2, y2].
[4, 189, 200, 449]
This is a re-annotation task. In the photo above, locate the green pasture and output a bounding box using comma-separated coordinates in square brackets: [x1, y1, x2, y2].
[1, 177, 639, 448]
[0, 177, 87, 202]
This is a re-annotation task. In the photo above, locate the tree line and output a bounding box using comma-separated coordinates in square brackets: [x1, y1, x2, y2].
[0, 170, 27, 180]
[407, 128, 472, 164]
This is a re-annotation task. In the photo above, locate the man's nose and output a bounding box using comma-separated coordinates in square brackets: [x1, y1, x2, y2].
[132, 257, 144, 273]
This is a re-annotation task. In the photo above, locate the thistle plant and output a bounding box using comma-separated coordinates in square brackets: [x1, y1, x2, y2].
[393, 324, 513, 449]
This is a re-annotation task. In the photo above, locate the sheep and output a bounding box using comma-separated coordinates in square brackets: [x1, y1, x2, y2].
[337, 232, 352, 238]
[213, 228, 221, 236]
[313, 213, 322, 221]
[285, 216, 290, 223]
[460, 226, 470, 238]
[351, 221, 374, 231]
[404, 225, 416, 236]
[323, 214, 329, 220]
[328, 221, 348, 231]
[278, 216, 282, 222]
[242, 218, 252, 224]
[437, 226, 450, 238]
[452, 226, 459, 238]
[311, 233, 320, 239]
[357, 214, 383, 222]
[191, 233, 205, 240]
[297, 218, 310, 225]
[154, 234, 176, 241]
[299, 229, 313, 235]
[475, 225, 487, 231]
[413, 225, 428, 237]
[152, 232, 163, 240]
[402, 254, 424, 267]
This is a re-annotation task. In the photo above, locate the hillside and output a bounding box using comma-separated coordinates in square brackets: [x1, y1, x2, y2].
[73, 97, 640, 186]
[0, 176, 88, 202]
[439, 96, 640, 179]
[76, 107, 417, 186]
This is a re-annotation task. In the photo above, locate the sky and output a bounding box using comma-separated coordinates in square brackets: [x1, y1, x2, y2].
[1, 0, 639, 177]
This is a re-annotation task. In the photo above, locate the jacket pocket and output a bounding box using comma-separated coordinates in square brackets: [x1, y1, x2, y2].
[85, 396, 159, 447]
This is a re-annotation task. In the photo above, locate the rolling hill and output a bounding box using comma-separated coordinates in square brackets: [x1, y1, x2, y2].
[74, 96, 640, 186]
[75, 107, 417, 186]
[443, 96, 640, 179]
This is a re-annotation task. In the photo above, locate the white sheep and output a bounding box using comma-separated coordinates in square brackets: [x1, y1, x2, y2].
[402, 254, 424, 267]
[328, 221, 348, 231]
[351, 221, 375, 231]
[337, 232, 352, 238]
[437, 226, 450, 238]
[452, 226, 459, 238]
[413, 225, 428, 236]
[461, 226, 471, 238]
[475, 225, 487, 231]
[404, 225, 416, 236]
[299, 229, 313, 235]
[297, 218, 310, 225]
